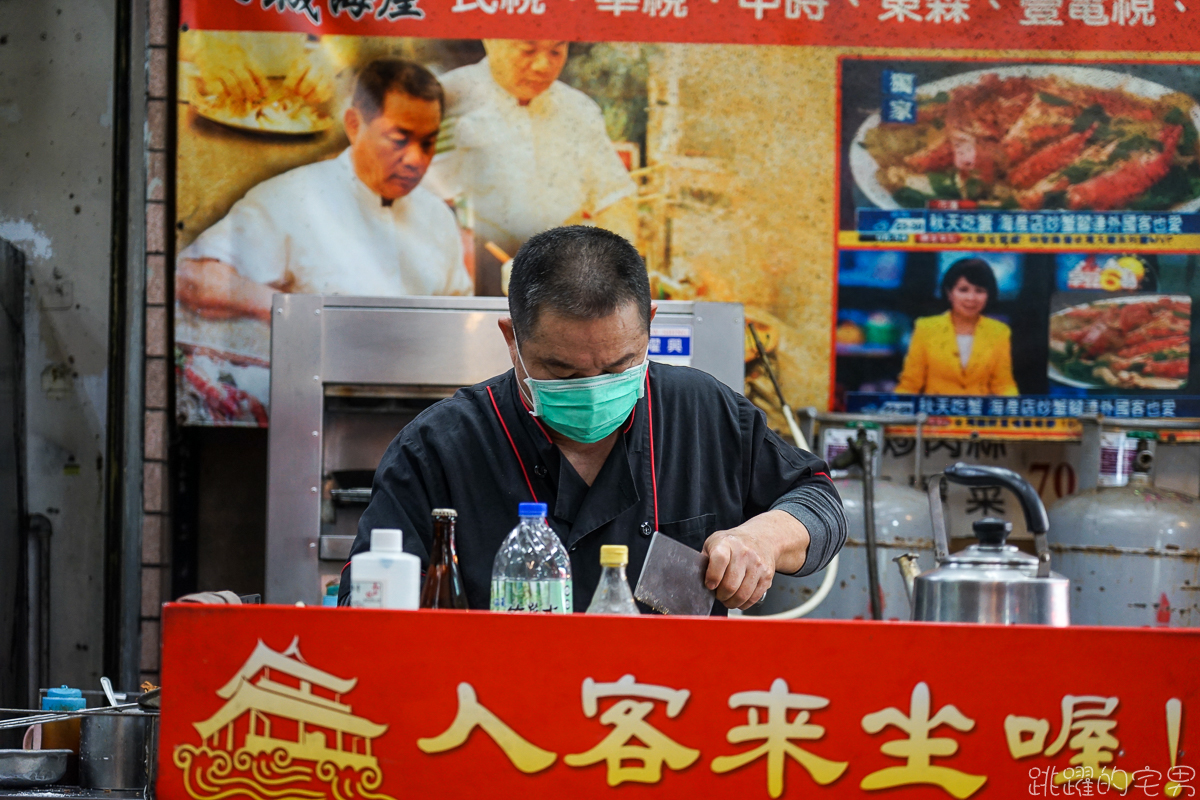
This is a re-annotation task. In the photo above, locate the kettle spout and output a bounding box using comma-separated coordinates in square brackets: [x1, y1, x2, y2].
[894, 553, 921, 605]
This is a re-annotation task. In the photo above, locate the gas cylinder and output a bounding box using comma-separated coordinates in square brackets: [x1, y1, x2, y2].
[745, 475, 934, 620]
[1048, 450, 1200, 627]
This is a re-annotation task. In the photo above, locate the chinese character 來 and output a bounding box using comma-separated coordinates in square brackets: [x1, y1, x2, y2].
[711, 679, 849, 798]
[860, 682, 987, 798]
[417, 682, 557, 773]
[1019, 0, 1064, 23]
[564, 675, 700, 785]
[879, 0, 924, 21]
[1004, 695, 1130, 791]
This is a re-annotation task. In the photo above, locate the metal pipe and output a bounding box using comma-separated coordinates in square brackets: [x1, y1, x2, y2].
[748, 324, 810, 451]
[860, 433, 882, 621]
[1077, 414, 1200, 432]
[913, 413, 926, 490]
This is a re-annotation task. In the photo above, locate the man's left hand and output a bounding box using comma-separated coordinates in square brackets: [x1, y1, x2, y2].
[702, 510, 811, 610]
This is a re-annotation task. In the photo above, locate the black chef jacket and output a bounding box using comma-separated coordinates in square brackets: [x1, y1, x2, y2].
[339, 362, 845, 613]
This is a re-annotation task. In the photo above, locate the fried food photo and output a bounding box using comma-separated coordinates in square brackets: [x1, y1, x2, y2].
[1048, 295, 1191, 390]
[854, 66, 1200, 213]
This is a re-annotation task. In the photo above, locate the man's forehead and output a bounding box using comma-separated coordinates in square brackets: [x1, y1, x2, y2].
[377, 91, 441, 131]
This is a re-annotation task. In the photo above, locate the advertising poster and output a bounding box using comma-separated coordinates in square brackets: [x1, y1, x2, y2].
[175, 0, 1200, 427]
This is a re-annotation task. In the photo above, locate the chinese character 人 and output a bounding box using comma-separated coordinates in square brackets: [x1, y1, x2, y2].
[417, 682, 557, 773]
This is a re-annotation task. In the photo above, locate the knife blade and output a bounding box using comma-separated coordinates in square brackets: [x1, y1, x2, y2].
[634, 531, 716, 616]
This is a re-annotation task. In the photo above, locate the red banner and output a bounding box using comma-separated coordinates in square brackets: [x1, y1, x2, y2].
[158, 604, 1200, 799]
[180, 0, 1200, 53]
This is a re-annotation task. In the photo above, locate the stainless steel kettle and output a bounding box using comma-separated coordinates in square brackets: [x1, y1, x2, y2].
[896, 462, 1070, 626]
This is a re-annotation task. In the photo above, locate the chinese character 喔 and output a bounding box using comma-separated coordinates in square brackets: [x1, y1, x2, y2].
[711, 678, 849, 798]
[1019, 0, 1064, 23]
[879, 0, 924, 21]
[860, 682, 988, 799]
[417, 682, 557, 773]
[1004, 695, 1130, 791]
[564, 675, 700, 785]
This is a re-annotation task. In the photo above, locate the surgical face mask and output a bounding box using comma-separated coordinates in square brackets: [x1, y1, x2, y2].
[515, 342, 649, 444]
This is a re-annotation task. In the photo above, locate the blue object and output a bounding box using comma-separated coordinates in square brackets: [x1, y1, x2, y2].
[518, 502, 548, 517]
[42, 685, 85, 712]
[882, 69, 917, 99]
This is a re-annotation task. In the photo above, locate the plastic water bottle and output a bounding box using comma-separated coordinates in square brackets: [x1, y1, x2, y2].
[350, 529, 421, 609]
[490, 503, 573, 613]
[585, 545, 640, 615]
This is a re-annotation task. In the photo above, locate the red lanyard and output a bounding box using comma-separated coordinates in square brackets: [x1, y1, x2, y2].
[486, 369, 660, 533]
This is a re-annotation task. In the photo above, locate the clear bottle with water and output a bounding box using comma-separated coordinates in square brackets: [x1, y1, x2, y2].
[585, 545, 640, 615]
[490, 502, 573, 613]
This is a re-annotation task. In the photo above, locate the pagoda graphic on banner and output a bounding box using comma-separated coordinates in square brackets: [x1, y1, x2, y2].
[172, 637, 394, 800]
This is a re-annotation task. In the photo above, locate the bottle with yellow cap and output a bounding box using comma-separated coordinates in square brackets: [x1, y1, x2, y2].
[585, 545, 640, 615]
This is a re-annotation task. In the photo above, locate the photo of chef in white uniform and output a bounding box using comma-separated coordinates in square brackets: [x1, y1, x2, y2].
[425, 39, 639, 296]
[177, 58, 471, 323]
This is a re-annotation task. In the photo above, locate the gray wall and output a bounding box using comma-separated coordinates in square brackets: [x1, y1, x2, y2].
[0, 0, 118, 690]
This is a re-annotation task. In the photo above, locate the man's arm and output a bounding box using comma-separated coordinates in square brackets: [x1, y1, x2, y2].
[703, 397, 847, 610]
[176, 257, 279, 322]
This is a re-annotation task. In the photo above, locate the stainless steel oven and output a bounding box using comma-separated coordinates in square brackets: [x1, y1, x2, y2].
[265, 295, 744, 604]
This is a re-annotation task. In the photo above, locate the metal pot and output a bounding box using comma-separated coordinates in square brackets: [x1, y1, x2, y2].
[898, 462, 1070, 626]
[79, 710, 151, 790]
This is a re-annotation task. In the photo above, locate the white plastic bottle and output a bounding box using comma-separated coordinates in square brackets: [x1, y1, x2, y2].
[585, 545, 640, 615]
[490, 503, 573, 613]
[349, 529, 421, 609]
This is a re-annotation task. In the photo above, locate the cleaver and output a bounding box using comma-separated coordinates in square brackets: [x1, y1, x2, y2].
[634, 531, 716, 616]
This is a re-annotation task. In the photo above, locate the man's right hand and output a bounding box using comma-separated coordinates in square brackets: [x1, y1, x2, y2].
[176, 258, 276, 322]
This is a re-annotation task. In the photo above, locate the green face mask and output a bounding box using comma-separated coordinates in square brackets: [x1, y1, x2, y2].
[517, 343, 649, 444]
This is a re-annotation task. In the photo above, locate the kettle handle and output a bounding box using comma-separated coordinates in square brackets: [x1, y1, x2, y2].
[928, 463, 1052, 579]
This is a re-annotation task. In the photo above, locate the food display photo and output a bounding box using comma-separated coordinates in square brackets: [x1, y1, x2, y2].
[840, 59, 1200, 230]
[1048, 253, 1198, 393]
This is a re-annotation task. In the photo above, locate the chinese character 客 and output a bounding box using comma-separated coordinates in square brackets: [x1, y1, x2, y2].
[860, 682, 987, 798]
[330, 0, 375, 17]
[711, 678, 849, 798]
[879, 0, 924, 20]
[376, 0, 425, 17]
[1020, 0, 1064, 23]
[564, 675, 700, 785]
[1004, 695, 1129, 791]
[417, 682, 557, 773]
[1112, 0, 1155, 22]
[926, 0, 970, 21]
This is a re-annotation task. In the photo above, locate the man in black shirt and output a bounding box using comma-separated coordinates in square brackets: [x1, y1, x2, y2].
[340, 226, 846, 612]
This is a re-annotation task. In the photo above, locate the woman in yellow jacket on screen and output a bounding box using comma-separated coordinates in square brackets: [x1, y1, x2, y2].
[895, 258, 1019, 396]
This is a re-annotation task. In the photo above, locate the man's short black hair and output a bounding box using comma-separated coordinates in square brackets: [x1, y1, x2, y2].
[941, 257, 999, 308]
[508, 226, 651, 343]
[352, 58, 444, 120]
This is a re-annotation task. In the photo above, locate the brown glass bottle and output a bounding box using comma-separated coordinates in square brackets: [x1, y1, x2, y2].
[420, 508, 469, 609]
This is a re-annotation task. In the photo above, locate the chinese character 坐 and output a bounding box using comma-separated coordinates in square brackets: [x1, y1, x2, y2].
[711, 678, 849, 798]
[860, 682, 988, 798]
